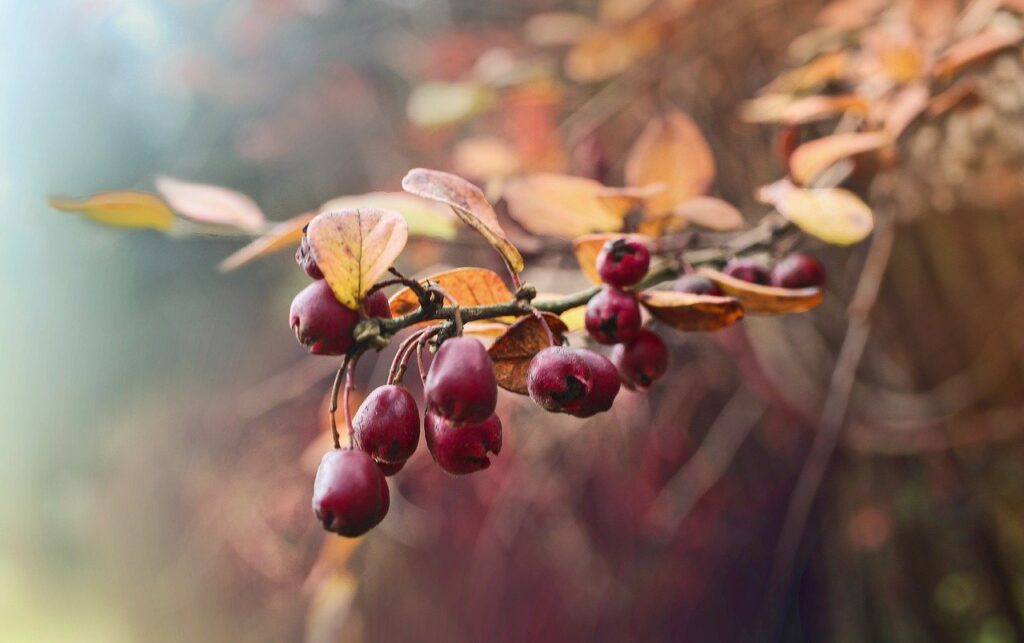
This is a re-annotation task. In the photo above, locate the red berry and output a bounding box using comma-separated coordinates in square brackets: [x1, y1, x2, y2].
[424, 337, 498, 424]
[611, 329, 668, 390]
[526, 346, 620, 418]
[312, 449, 389, 537]
[289, 280, 359, 355]
[352, 385, 420, 469]
[723, 258, 770, 285]
[424, 411, 502, 475]
[296, 234, 323, 280]
[770, 253, 826, 289]
[363, 290, 393, 319]
[585, 287, 641, 345]
[376, 460, 405, 476]
[596, 237, 650, 287]
[674, 274, 723, 297]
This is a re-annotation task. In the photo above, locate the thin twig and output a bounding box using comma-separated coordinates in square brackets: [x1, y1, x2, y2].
[328, 356, 351, 450]
[343, 353, 360, 449]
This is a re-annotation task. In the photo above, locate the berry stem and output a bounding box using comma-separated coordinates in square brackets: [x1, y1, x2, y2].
[343, 353, 360, 449]
[328, 355, 351, 450]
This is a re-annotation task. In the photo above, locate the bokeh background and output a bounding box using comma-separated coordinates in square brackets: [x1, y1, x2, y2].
[4, 0, 1024, 641]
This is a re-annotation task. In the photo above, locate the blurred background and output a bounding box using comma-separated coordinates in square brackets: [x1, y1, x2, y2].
[4, 0, 1024, 641]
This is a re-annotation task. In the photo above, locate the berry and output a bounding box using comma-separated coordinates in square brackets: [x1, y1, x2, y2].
[596, 237, 650, 287]
[585, 287, 641, 345]
[352, 385, 420, 468]
[611, 329, 668, 390]
[312, 449, 389, 537]
[424, 411, 502, 475]
[363, 289, 393, 319]
[526, 346, 620, 418]
[674, 274, 723, 297]
[376, 460, 405, 476]
[289, 280, 360, 355]
[770, 253, 826, 289]
[296, 234, 323, 280]
[723, 258, 770, 285]
[424, 337, 498, 424]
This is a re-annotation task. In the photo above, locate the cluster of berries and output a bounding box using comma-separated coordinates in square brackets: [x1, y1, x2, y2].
[675, 252, 826, 295]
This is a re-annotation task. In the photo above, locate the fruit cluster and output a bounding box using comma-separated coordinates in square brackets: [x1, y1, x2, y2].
[291, 229, 827, 538]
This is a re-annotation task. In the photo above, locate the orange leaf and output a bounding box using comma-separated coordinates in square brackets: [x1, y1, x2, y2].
[218, 212, 316, 272]
[452, 137, 522, 181]
[933, 27, 1024, 78]
[697, 268, 823, 314]
[766, 51, 849, 93]
[503, 173, 630, 239]
[625, 109, 715, 215]
[572, 233, 653, 284]
[402, 168, 524, 273]
[155, 176, 265, 231]
[789, 131, 891, 186]
[388, 267, 514, 318]
[638, 289, 745, 331]
[488, 313, 568, 394]
[742, 94, 869, 125]
[307, 209, 409, 311]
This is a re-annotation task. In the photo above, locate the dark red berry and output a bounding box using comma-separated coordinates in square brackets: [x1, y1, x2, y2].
[289, 280, 359, 355]
[352, 385, 420, 468]
[376, 460, 405, 476]
[363, 290, 392, 319]
[296, 233, 323, 280]
[585, 287, 642, 345]
[723, 258, 770, 285]
[674, 274, 723, 297]
[596, 237, 650, 287]
[526, 346, 621, 418]
[424, 411, 502, 475]
[611, 329, 668, 390]
[312, 449, 389, 537]
[770, 253, 826, 289]
[424, 337, 498, 424]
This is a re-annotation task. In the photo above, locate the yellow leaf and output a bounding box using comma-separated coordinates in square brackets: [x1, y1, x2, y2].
[307, 209, 409, 310]
[503, 173, 629, 239]
[625, 109, 715, 216]
[697, 268, 823, 314]
[407, 82, 493, 128]
[388, 267, 514, 318]
[49, 191, 176, 232]
[402, 168, 524, 273]
[789, 131, 890, 186]
[320, 192, 457, 240]
[155, 176, 265, 231]
[572, 232, 653, 284]
[757, 179, 874, 246]
[218, 212, 316, 272]
[638, 289, 745, 330]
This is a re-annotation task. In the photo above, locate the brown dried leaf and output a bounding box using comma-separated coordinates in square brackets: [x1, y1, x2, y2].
[488, 313, 568, 394]
[625, 109, 715, 216]
[789, 131, 891, 185]
[639, 290, 745, 331]
[218, 212, 316, 272]
[503, 173, 630, 239]
[402, 168, 525, 273]
[697, 268, 824, 314]
[388, 267, 514, 318]
[572, 232, 653, 284]
[307, 209, 409, 311]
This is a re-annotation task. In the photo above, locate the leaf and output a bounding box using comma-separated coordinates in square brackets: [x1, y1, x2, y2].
[452, 137, 522, 181]
[625, 109, 715, 216]
[638, 290, 745, 331]
[757, 179, 874, 246]
[671, 197, 745, 231]
[49, 191, 176, 232]
[881, 83, 930, 139]
[401, 168, 525, 273]
[598, 0, 657, 24]
[406, 82, 493, 128]
[572, 232, 653, 284]
[564, 20, 661, 83]
[155, 176, 265, 231]
[523, 12, 594, 46]
[388, 267, 514, 318]
[320, 192, 457, 240]
[789, 131, 891, 186]
[306, 209, 409, 311]
[218, 212, 316, 272]
[765, 51, 848, 93]
[742, 94, 868, 125]
[933, 27, 1024, 78]
[696, 268, 823, 314]
[927, 79, 978, 116]
[488, 313, 569, 394]
[503, 173, 631, 239]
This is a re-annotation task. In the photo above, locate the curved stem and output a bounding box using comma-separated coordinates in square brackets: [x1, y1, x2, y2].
[328, 356, 351, 450]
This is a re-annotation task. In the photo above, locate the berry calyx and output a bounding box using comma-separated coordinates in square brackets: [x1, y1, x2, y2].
[723, 258, 770, 285]
[295, 234, 323, 280]
[312, 449, 390, 537]
[584, 287, 642, 345]
[596, 237, 650, 287]
[674, 274, 723, 297]
[770, 253, 826, 289]
[526, 346, 621, 418]
[424, 337, 498, 424]
[611, 329, 669, 390]
[424, 411, 502, 475]
[352, 385, 420, 470]
[289, 280, 360, 355]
